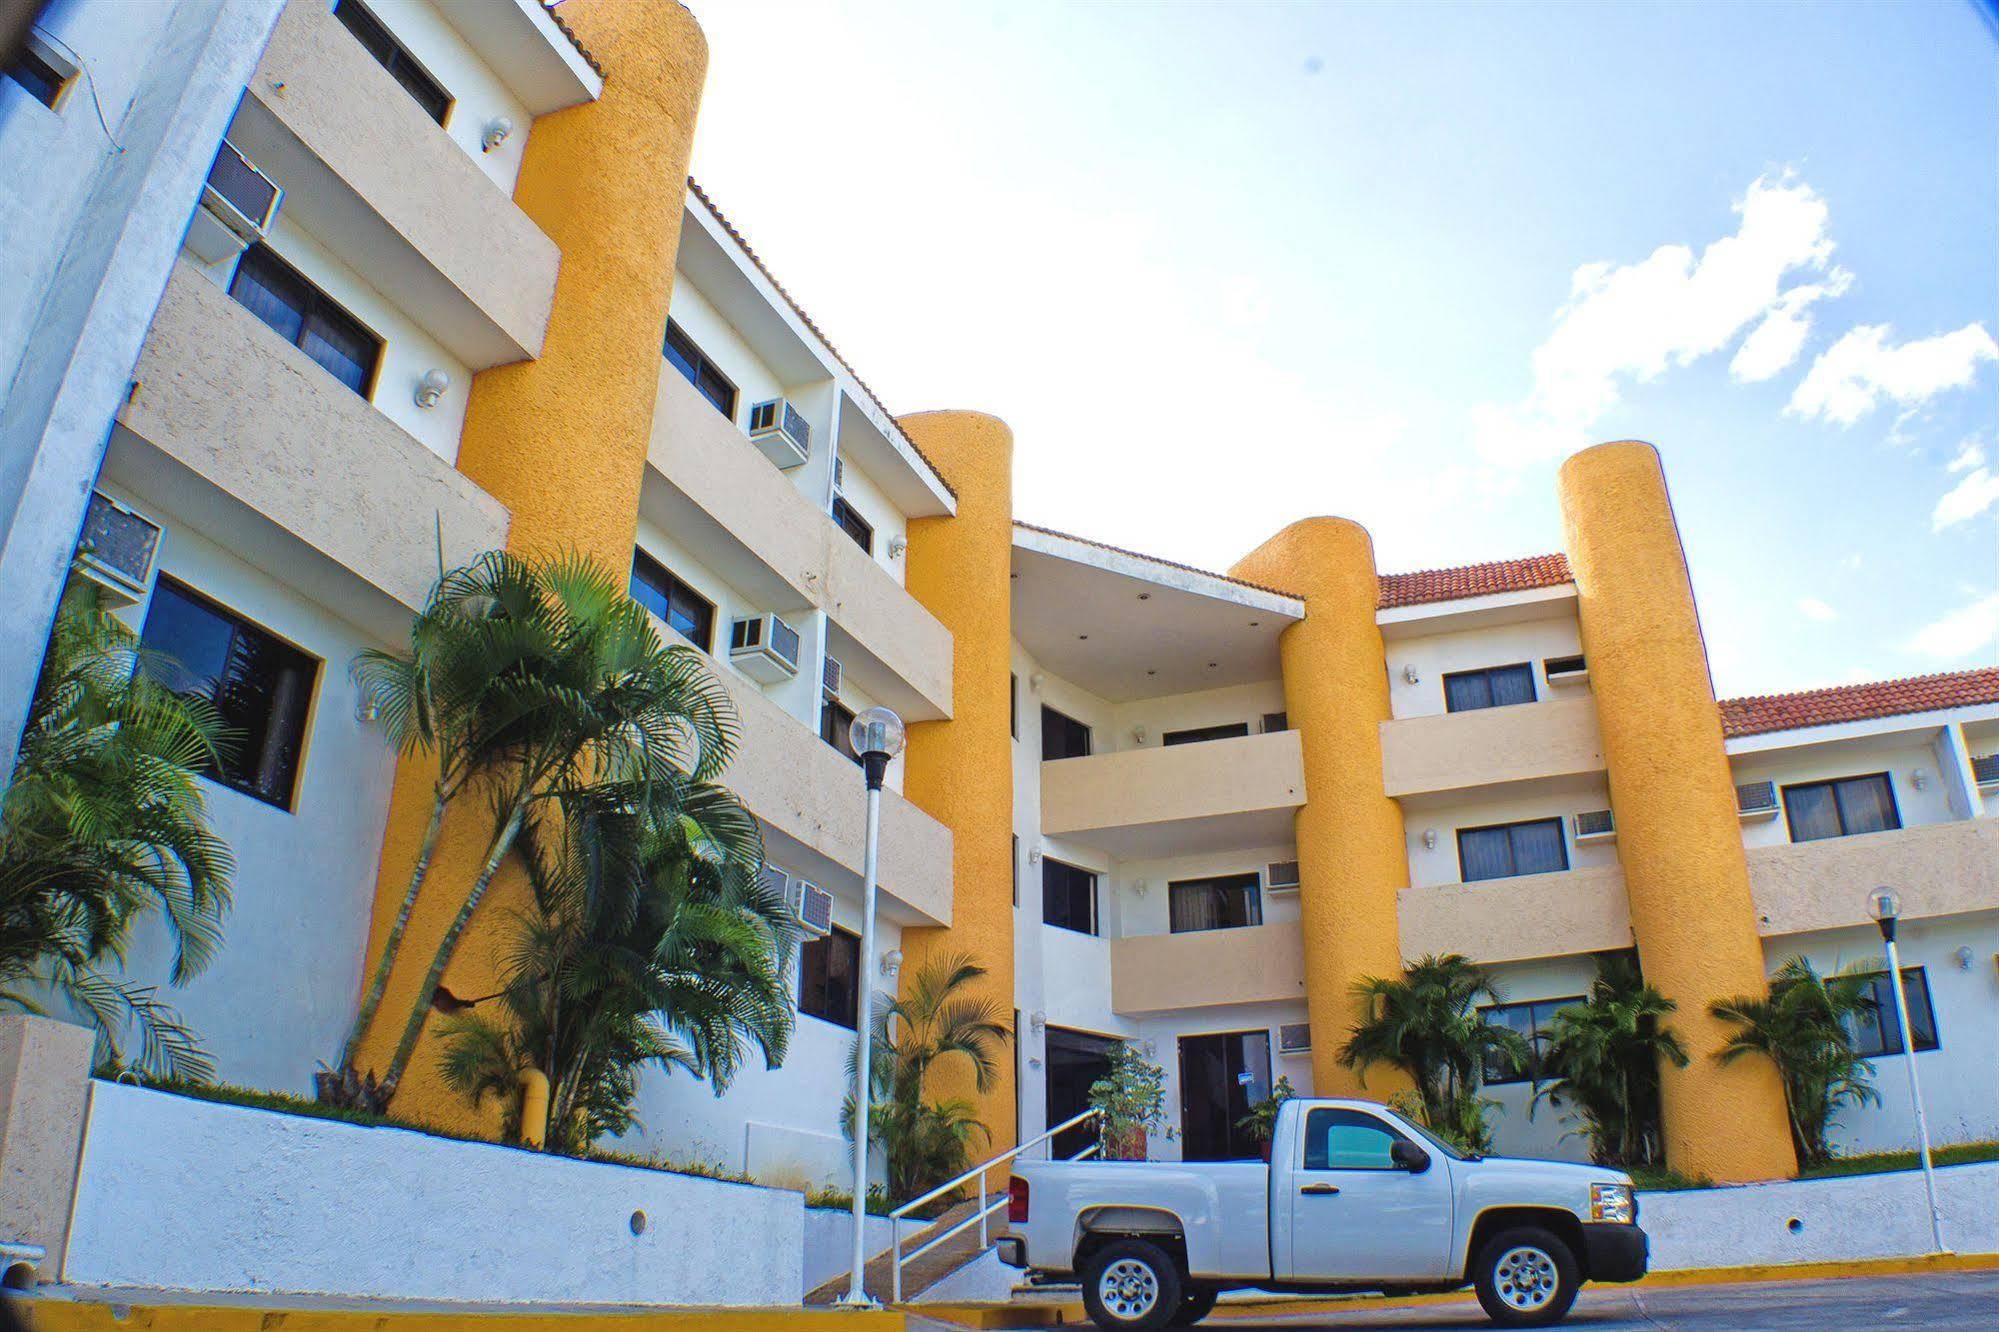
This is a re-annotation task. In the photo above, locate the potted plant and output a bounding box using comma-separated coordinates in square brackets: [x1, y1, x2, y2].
[1088, 1042, 1169, 1161]
[1237, 1075, 1297, 1161]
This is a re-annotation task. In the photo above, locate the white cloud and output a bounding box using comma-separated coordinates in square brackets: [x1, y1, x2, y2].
[1797, 597, 1838, 622]
[1905, 592, 1999, 660]
[1474, 173, 1846, 467]
[1788, 322, 1999, 425]
[1932, 467, 1999, 531]
[1947, 439, 1986, 473]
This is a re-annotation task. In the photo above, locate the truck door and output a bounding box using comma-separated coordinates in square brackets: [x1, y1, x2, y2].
[1282, 1105, 1453, 1281]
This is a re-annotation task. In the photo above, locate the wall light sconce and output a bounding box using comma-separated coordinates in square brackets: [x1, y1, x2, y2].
[880, 948, 902, 978]
[1028, 671, 1045, 693]
[1141, 1040, 1157, 1057]
[887, 535, 908, 558]
[1131, 878, 1149, 896]
[415, 368, 450, 409]
[1028, 847, 1043, 866]
[1402, 664, 1420, 685]
[481, 116, 514, 153]
[1911, 768, 1929, 791]
[1422, 828, 1438, 850]
[1131, 725, 1148, 744]
[1955, 946, 1975, 970]
[1028, 1010, 1047, 1036]
[356, 697, 380, 724]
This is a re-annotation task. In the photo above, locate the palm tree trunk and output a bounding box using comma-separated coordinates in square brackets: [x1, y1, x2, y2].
[334, 782, 450, 1077]
[377, 799, 528, 1102]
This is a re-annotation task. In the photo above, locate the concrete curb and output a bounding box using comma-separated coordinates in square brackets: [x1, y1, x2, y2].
[7, 1300, 910, 1330]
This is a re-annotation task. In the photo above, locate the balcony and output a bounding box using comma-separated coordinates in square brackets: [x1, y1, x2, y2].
[1396, 864, 1633, 965]
[112, 262, 509, 633]
[1747, 819, 1999, 937]
[1040, 730, 1306, 858]
[1381, 696, 1605, 802]
[1109, 923, 1305, 1015]
[646, 365, 952, 719]
[714, 670, 951, 926]
[231, 0, 559, 368]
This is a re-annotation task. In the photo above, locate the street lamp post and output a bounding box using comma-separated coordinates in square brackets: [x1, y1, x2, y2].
[1866, 887, 1949, 1255]
[840, 706, 905, 1308]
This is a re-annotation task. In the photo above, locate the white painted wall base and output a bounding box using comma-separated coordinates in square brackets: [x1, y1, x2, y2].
[800, 1207, 895, 1298]
[911, 1249, 1019, 1304]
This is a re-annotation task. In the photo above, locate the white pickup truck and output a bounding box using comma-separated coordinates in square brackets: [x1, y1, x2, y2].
[998, 1097, 1647, 1330]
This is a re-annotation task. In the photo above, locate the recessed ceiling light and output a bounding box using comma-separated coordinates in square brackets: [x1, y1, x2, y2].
[1079, 634, 1089, 641]
[1248, 620, 1259, 627]
[1138, 593, 1150, 600]
[1147, 669, 1157, 676]
[1207, 661, 1218, 668]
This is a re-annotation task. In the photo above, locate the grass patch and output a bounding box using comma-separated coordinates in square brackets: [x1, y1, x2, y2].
[1626, 1165, 1712, 1192]
[1800, 1140, 1999, 1180]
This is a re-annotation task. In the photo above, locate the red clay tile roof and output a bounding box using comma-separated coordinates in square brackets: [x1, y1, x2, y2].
[1377, 554, 1573, 609]
[1719, 667, 1999, 738]
[543, 2, 606, 81]
[684, 177, 956, 500]
[1013, 521, 1301, 602]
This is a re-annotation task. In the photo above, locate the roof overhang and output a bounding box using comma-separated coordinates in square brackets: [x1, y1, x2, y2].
[433, 0, 602, 116]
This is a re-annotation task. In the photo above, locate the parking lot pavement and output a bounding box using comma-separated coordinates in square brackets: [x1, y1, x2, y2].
[1205, 1269, 1999, 1329]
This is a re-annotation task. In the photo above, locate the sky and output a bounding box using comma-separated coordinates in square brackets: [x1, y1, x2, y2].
[680, 0, 1999, 698]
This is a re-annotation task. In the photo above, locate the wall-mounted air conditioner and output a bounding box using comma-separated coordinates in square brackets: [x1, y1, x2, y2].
[1571, 809, 1615, 844]
[833, 455, 845, 489]
[1735, 781, 1780, 821]
[729, 612, 801, 684]
[184, 140, 282, 265]
[73, 491, 163, 607]
[1277, 1022, 1312, 1055]
[822, 653, 843, 697]
[1265, 860, 1301, 893]
[1544, 654, 1589, 686]
[1973, 754, 1999, 790]
[747, 398, 810, 470]
[790, 879, 834, 938]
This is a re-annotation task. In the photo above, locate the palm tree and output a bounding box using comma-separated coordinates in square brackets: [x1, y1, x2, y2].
[1533, 953, 1688, 1166]
[1340, 953, 1528, 1151]
[0, 583, 234, 1079]
[436, 783, 790, 1152]
[1711, 956, 1881, 1166]
[845, 953, 1011, 1203]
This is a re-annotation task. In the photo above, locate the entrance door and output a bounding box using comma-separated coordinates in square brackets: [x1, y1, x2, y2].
[1045, 1027, 1118, 1158]
[1178, 1030, 1272, 1161]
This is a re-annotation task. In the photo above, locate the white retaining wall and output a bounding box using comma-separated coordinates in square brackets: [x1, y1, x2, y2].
[801, 1207, 896, 1297]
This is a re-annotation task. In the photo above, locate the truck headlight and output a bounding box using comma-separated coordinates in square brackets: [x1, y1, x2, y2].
[1590, 1182, 1635, 1224]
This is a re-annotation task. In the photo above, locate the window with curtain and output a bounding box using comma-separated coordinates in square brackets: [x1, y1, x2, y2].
[1477, 996, 1584, 1083]
[798, 927, 859, 1028]
[1457, 817, 1569, 882]
[629, 549, 714, 650]
[1846, 968, 1939, 1058]
[1042, 858, 1097, 935]
[228, 244, 381, 397]
[1782, 773, 1900, 843]
[1168, 874, 1262, 933]
[1443, 663, 1537, 713]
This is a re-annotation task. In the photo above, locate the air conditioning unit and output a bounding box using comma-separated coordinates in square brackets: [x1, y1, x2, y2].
[1571, 809, 1615, 844]
[184, 139, 282, 265]
[1973, 754, 1999, 790]
[72, 491, 162, 607]
[1543, 653, 1589, 685]
[789, 879, 834, 938]
[747, 398, 810, 470]
[822, 653, 843, 696]
[1735, 780, 1780, 821]
[833, 455, 845, 489]
[1265, 860, 1301, 893]
[1277, 1022, 1312, 1055]
[729, 613, 801, 684]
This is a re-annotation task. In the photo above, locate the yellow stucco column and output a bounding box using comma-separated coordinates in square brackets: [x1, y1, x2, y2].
[354, 0, 708, 1128]
[1231, 519, 1411, 1100]
[1558, 441, 1797, 1183]
[896, 410, 1017, 1153]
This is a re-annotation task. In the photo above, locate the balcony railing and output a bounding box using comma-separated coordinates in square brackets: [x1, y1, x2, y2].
[1396, 864, 1632, 965]
[1747, 819, 1999, 936]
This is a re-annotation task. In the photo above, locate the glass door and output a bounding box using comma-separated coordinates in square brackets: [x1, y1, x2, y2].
[1178, 1029, 1273, 1161]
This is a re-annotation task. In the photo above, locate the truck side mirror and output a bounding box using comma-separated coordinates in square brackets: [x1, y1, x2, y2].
[1390, 1139, 1431, 1174]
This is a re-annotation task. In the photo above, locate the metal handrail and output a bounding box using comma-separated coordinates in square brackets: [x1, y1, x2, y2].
[887, 1106, 1102, 1303]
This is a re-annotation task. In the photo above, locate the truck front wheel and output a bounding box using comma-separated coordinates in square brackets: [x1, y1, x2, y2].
[1080, 1238, 1184, 1331]
[1471, 1226, 1580, 1327]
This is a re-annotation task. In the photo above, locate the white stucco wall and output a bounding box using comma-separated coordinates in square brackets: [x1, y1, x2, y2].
[1383, 612, 1586, 722]
[1131, 998, 1316, 1163]
[356, 0, 534, 193]
[1110, 680, 1290, 755]
[66, 1081, 803, 1305]
[1402, 781, 1619, 889]
[801, 1207, 895, 1297]
[1732, 735, 1958, 851]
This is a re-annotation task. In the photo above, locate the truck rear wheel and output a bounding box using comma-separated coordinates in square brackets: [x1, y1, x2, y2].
[1471, 1225, 1580, 1327]
[1080, 1237, 1184, 1331]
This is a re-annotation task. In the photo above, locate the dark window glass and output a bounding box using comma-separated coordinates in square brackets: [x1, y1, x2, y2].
[662, 320, 737, 419]
[1847, 968, 1939, 1059]
[1477, 996, 1585, 1084]
[1179, 1030, 1272, 1161]
[1010, 674, 1018, 739]
[6, 43, 66, 107]
[831, 496, 873, 555]
[1301, 1106, 1412, 1170]
[629, 550, 713, 651]
[798, 927, 859, 1029]
[1041, 705, 1091, 760]
[334, 0, 451, 124]
[1169, 874, 1262, 933]
[820, 693, 858, 765]
[1457, 817, 1569, 882]
[228, 245, 380, 396]
[1012, 834, 1019, 907]
[1783, 773, 1901, 843]
[1162, 722, 1251, 746]
[1046, 1027, 1120, 1158]
[1042, 858, 1097, 935]
[1444, 663, 1537, 713]
[138, 578, 317, 809]
[1261, 711, 1289, 733]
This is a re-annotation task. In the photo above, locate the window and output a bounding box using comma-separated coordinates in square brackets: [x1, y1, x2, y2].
[1847, 968, 1939, 1059]
[1012, 834, 1019, 906]
[831, 495, 873, 555]
[1169, 874, 1262, 933]
[1261, 711, 1289, 733]
[5, 34, 70, 108]
[798, 927, 860, 1029]
[334, 0, 451, 124]
[228, 245, 381, 397]
[1457, 817, 1568, 882]
[1443, 663, 1536, 713]
[1010, 674, 1018, 739]
[1301, 1106, 1412, 1170]
[138, 577, 318, 809]
[1162, 722, 1250, 747]
[629, 550, 713, 651]
[1042, 858, 1097, 935]
[1041, 705, 1091, 760]
[820, 692, 858, 765]
[1478, 996, 1584, 1084]
[1783, 773, 1900, 843]
[663, 320, 737, 419]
